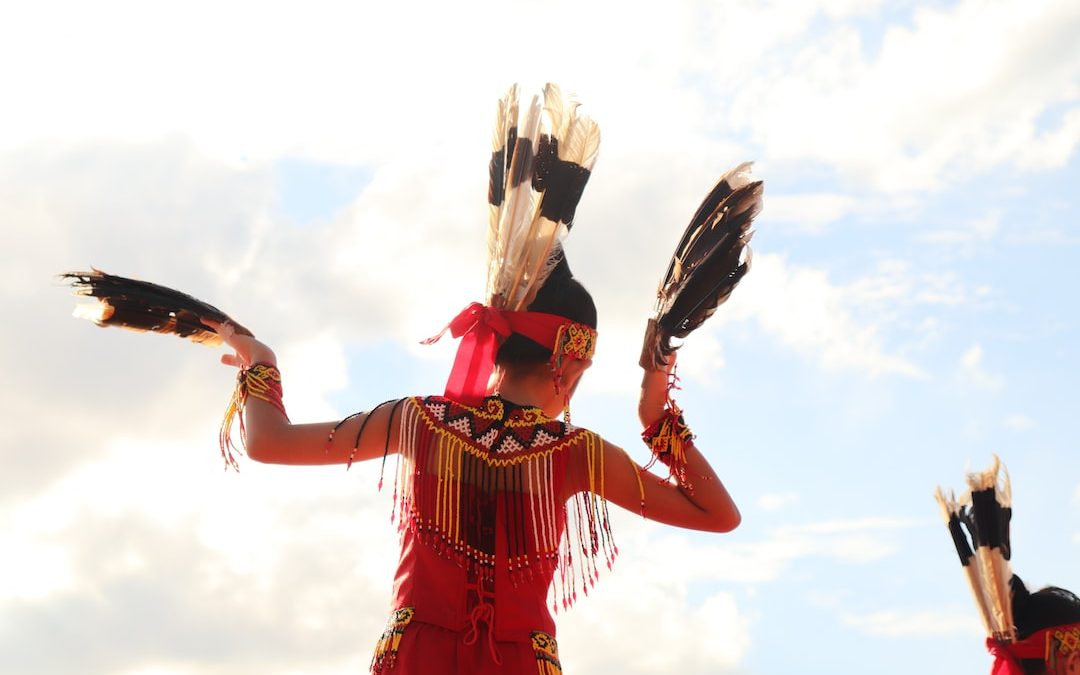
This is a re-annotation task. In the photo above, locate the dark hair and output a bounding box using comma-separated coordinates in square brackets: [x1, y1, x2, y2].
[1012, 575, 1080, 674]
[495, 257, 597, 368]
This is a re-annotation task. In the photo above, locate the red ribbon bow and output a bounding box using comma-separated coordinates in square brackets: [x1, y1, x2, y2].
[423, 302, 513, 405]
[424, 302, 591, 406]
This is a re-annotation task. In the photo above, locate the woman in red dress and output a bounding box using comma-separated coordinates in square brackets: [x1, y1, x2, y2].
[203, 80, 754, 674]
[210, 261, 741, 674]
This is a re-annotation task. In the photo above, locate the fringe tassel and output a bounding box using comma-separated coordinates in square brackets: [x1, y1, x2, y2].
[531, 631, 563, 675]
[218, 363, 287, 470]
[370, 607, 415, 674]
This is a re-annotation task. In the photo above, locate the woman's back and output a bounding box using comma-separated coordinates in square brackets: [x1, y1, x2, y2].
[373, 394, 612, 673]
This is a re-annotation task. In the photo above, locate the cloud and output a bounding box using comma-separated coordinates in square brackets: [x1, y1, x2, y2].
[919, 210, 1002, 246]
[842, 608, 983, 637]
[559, 581, 749, 673]
[1004, 414, 1034, 431]
[960, 343, 1005, 391]
[729, 0, 1080, 191]
[766, 192, 858, 234]
[0, 436, 398, 675]
[725, 254, 926, 377]
[758, 491, 801, 511]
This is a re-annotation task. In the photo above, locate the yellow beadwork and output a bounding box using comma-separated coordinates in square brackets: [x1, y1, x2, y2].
[219, 363, 287, 471]
[553, 322, 596, 361]
[531, 631, 562, 675]
[1052, 626, 1080, 655]
[370, 607, 415, 674]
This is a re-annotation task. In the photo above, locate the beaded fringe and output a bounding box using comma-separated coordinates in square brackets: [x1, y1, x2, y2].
[385, 398, 618, 612]
[642, 400, 694, 490]
[218, 363, 287, 471]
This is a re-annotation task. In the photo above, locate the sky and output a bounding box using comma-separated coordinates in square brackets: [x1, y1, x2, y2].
[1, 0, 1079, 673]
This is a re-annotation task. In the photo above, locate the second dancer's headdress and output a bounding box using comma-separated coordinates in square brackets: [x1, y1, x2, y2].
[936, 457, 1080, 674]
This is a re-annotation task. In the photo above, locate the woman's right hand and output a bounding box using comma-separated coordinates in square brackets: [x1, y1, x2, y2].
[201, 319, 276, 369]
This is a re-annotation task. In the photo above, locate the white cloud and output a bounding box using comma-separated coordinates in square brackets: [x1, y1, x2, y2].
[730, 0, 1080, 191]
[0, 433, 399, 674]
[758, 491, 801, 511]
[766, 192, 858, 234]
[1004, 414, 1034, 431]
[776, 516, 918, 536]
[276, 331, 350, 420]
[725, 254, 925, 377]
[559, 584, 750, 673]
[842, 608, 983, 637]
[920, 210, 1002, 246]
[960, 343, 1005, 391]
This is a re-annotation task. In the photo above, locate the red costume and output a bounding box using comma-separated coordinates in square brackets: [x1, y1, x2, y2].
[369, 395, 616, 674]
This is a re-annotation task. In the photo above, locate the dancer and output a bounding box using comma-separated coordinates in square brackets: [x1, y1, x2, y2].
[67, 83, 760, 673]
[937, 459, 1080, 675]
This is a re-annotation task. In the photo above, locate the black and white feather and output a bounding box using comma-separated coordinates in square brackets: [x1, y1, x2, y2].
[935, 456, 1015, 642]
[486, 82, 600, 311]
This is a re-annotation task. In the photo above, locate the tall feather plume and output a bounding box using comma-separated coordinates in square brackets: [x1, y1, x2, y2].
[641, 162, 763, 369]
[62, 269, 251, 345]
[487, 83, 520, 306]
[935, 456, 1016, 644]
[935, 486, 996, 636]
[965, 456, 1015, 642]
[485, 82, 600, 311]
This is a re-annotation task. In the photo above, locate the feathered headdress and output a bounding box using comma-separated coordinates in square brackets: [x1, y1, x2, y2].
[486, 82, 599, 311]
[935, 456, 1016, 643]
[426, 82, 600, 405]
[640, 162, 763, 370]
[62, 269, 250, 344]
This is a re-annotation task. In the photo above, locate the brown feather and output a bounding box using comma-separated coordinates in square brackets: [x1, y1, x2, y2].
[642, 163, 763, 369]
[62, 269, 251, 345]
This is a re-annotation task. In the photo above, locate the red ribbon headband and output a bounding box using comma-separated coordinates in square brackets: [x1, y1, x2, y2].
[423, 302, 597, 406]
[987, 622, 1080, 675]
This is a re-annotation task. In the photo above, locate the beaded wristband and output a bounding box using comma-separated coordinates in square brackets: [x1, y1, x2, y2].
[641, 400, 695, 490]
[219, 362, 287, 470]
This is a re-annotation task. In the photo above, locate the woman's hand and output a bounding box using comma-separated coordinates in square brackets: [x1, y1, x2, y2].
[201, 319, 276, 369]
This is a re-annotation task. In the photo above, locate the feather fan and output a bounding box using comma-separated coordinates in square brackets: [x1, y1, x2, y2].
[62, 269, 250, 345]
[486, 82, 600, 311]
[641, 162, 763, 369]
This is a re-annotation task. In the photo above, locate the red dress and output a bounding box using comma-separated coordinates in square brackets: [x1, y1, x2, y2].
[368, 396, 618, 674]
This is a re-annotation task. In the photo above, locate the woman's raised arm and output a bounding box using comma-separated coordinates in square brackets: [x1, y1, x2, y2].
[566, 354, 741, 533]
[209, 320, 401, 467]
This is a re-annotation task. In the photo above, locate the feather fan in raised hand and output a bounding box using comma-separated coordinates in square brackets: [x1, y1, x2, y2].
[641, 162, 763, 370]
[62, 269, 251, 345]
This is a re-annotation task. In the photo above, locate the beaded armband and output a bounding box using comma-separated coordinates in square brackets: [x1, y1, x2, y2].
[641, 399, 694, 490]
[219, 363, 288, 470]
